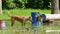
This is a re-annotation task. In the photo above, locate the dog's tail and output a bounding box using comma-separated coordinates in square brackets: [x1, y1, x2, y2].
[7, 12, 11, 17]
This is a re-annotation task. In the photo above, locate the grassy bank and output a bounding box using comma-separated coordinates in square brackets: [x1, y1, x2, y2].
[1, 9, 51, 19]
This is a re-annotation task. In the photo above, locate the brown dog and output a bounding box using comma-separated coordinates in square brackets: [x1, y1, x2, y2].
[7, 12, 32, 28]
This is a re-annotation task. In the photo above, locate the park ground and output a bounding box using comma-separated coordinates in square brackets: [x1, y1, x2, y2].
[0, 9, 60, 34]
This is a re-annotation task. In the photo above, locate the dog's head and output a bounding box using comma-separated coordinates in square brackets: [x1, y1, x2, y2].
[36, 13, 43, 22]
[28, 16, 32, 22]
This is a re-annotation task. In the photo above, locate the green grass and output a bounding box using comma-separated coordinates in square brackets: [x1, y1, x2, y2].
[0, 8, 51, 19]
[0, 9, 60, 34]
[1, 8, 60, 19]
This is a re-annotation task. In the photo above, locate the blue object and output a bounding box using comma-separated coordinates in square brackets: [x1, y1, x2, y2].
[31, 12, 42, 34]
[31, 12, 38, 34]
[31, 12, 38, 26]
[36, 22, 42, 27]
[31, 12, 42, 26]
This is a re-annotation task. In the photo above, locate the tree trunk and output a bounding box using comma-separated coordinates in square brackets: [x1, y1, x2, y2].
[0, 0, 2, 14]
[51, 0, 59, 14]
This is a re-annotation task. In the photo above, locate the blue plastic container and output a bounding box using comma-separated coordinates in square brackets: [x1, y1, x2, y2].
[31, 12, 42, 34]
[31, 12, 37, 26]
[31, 12, 42, 27]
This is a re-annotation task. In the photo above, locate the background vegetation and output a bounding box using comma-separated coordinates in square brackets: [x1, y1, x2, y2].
[3, 0, 59, 9]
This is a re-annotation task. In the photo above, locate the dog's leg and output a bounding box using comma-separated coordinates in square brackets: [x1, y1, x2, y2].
[11, 18, 15, 27]
[22, 19, 26, 29]
[21, 22, 25, 29]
